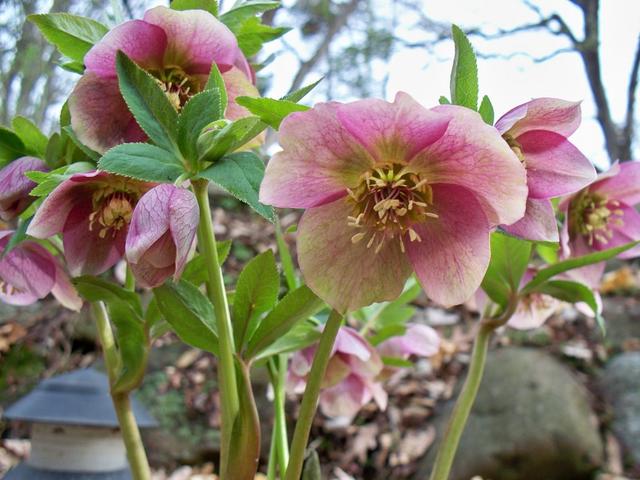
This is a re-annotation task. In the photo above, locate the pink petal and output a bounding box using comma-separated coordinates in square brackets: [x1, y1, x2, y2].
[69, 73, 147, 154]
[84, 19, 167, 77]
[0, 157, 48, 221]
[335, 92, 449, 163]
[222, 66, 260, 121]
[297, 198, 412, 313]
[168, 187, 199, 278]
[517, 130, 595, 198]
[406, 184, 491, 307]
[496, 98, 581, 138]
[129, 233, 176, 288]
[319, 375, 368, 419]
[0, 241, 56, 306]
[502, 198, 559, 242]
[51, 262, 83, 311]
[507, 293, 559, 330]
[143, 6, 239, 75]
[593, 160, 640, 206]
[415, 105, 527, 226]
[378, 323, 441, 358]
[333, 327, 373, 361]
[260, 103, 374, 209]
[323, 355, 351, 388]
[126, 185, 172, 264]
[564, 234, 606, 288]
[609, 204, 640, 259]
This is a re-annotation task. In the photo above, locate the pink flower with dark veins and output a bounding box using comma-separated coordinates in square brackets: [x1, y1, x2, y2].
[0, 157, 48, 221]
[69, 6, 258, 153]
[0, 230, 81, 310]
[27, 172, 153, 276]
[260, 92, 528, 311]
[495, 98, 596, 242]
[126, 184, 199, 288]
[288, 326, 387, 419]
[377, 323, 440, 359]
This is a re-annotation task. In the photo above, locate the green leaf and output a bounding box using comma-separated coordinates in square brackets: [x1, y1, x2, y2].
[220, 1, 280, 30]
[0, 219, 31, 259]
[235, 18, 290, 57]
[368, 324, 407, 346]
[115, 51, 179, 153]
[197, 152, 275, 221]
[301, 450, 322, 480]
[26, 162, 94, 198]
[522, 240, 640, 293]
[197, 116, 266, 163]
[12, 117, 48, 157]
[153, 280, 219, 354]
[253, 320, 321, 360]
[533, 280, 604, 333]
[282, 78, 323, 103]
[381, 356, 414, 368]
[63, 126, 100, 161]
[438, 96, 450, 105]
[99, 143, 185, 182]
[536, 243, 559, 264]
[73, 276, 143, 318]
[28, 13, 108, 63]
[245, 285, 325, 359]
[205, 64, 228, 114]
[171, 0, 218, 16]
[59, 60, 85, 74]
[233, 250, 280, 350]
[449, 24, 478, 110]
[182, 240, 232, 286]
[481, 232, 532, 308]
[478, 95, 494, 125]
[108, 301, 149, 393]
[0, 127, 28, 165]
[178, 89, 223, 164]
[235, 96, 308, 129]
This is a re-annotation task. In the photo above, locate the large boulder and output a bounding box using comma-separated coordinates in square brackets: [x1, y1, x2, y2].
[599, 352, 640, 473]
[417, 347, 603, 480]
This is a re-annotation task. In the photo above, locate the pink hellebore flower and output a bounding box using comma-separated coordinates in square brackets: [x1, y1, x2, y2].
[289, 326, 387, 419]
[126, 184, 199, 288]
[377, 323, 440, 359]
[560, 160, 640, 285]
[69, 6, 258, 153]
[260, 93, 528, 312]
[0, 157, 48, 221]
[27, 172, 153, 276]
[495, 98, 596, 242]
[0, 231, 81, 310]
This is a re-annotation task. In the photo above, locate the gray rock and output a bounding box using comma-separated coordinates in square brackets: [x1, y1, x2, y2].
[600, 352, 640, 472]
[601, 298, 640, 351]
[417, 347, 603, 480]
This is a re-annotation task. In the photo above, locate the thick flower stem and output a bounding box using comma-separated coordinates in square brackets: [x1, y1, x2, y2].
[285, 309, 343, 480]
[91, 302, 151, 480]
[192, 180, 239, 478]
[267, 355, 290, 477]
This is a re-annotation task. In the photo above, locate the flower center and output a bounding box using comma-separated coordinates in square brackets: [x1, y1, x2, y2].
[347, 164, 437, 253]
[0, 277, 23, 296]
[151, 66, 201, 111]
[89, 189, 137, 239]
[569, 190, 624, 246]
[503, 134, 525, 164]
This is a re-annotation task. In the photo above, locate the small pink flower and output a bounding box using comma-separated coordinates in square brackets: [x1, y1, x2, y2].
[0, 230, 81, 310]
[27, 172, 153, 276]
[125, 184, 199, 288]
[495, 98, 596, 242]
[260, 93, 527, 311]
[69, 6, 258, 153]
[0, 157, 48, 221]
[377, 323, 440, 359]
[289, 326, 387, 419]
[560, 161, 640, 286]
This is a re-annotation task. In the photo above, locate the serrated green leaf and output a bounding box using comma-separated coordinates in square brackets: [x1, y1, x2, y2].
[254, 320, 321, 360]
[171, 0, 218, 16]
[0, 219, 31, 259]
[478, 95, 494, 125]
[381, 356, 414, 368]
[220, 1, 280, 30]
[99, 143, 185, 182]
[197, 116, 267, 162]
[115, 51, 179, 153]
[153, 280, 219, 354]
[233, 250, 280, 350]
[450, 24, 478, 110]
[178, 89, 223, 164]
[28, 13, 108, 63]
[205, 64, 228, 113]
[0, 127, 28, 165]
[12, 117, 48, 157]
[25, 162, 94, 198]
[73, 276, 143, 318]
[245, 285, 324, 359]
[438, 96, 450, 105]
[197, 152, 275, 221]
[59, 60, 85, 74]
[235, 96, 308, 129]
[182, 241, 232, 286]
[235, 18, 290, 57]
[368, 324, 407, 346]
[283, 78, 322, 103]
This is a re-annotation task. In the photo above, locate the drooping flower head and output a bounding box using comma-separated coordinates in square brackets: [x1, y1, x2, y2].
[126, 184, 199, 288]
[27, 172, 154, 276]
[560, 161, 640, 285]
[495, 98, 596, 242]
[0, 230, 81, 310]
[0, 156, 48, 221]
[288, 326, 387, 419]
[70, 6, 258, 153]
[260, 93, 528, 312]
[377, 323, 440, 359]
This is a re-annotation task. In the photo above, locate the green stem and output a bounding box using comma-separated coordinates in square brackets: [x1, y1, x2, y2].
[285, 309, 342, 480]
[275, 217, 298, 290]
[267, 356, 290, 477]
[91, 302, 150, 480]
[193, 179, 239, 478]
[267, 428, 278, 480]
[125, 265, 135, 291]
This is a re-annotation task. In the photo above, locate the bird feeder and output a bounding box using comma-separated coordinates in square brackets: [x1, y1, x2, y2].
[3, 368, 157, 479]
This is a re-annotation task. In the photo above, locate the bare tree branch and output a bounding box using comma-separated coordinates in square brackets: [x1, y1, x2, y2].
[622, 34, 640, 161]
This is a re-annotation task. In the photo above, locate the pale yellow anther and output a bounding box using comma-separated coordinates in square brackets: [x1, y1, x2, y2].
[351, 232, 366, 244]
[408, 228, 421, 242]
[367, 233, 377, 249]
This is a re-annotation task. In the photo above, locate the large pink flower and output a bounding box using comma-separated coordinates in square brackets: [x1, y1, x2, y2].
[69, 6, 258, 153]
[0, 157, 48, 221]
[288, 326, 387, 419]
[0, 231, 81, 310]
[260, 93, 528, 311]
[27, 172, 153, 276]
[495, 98, 596, 242]
[560, 161, 640, 285]
[126, 184, 199, 288]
